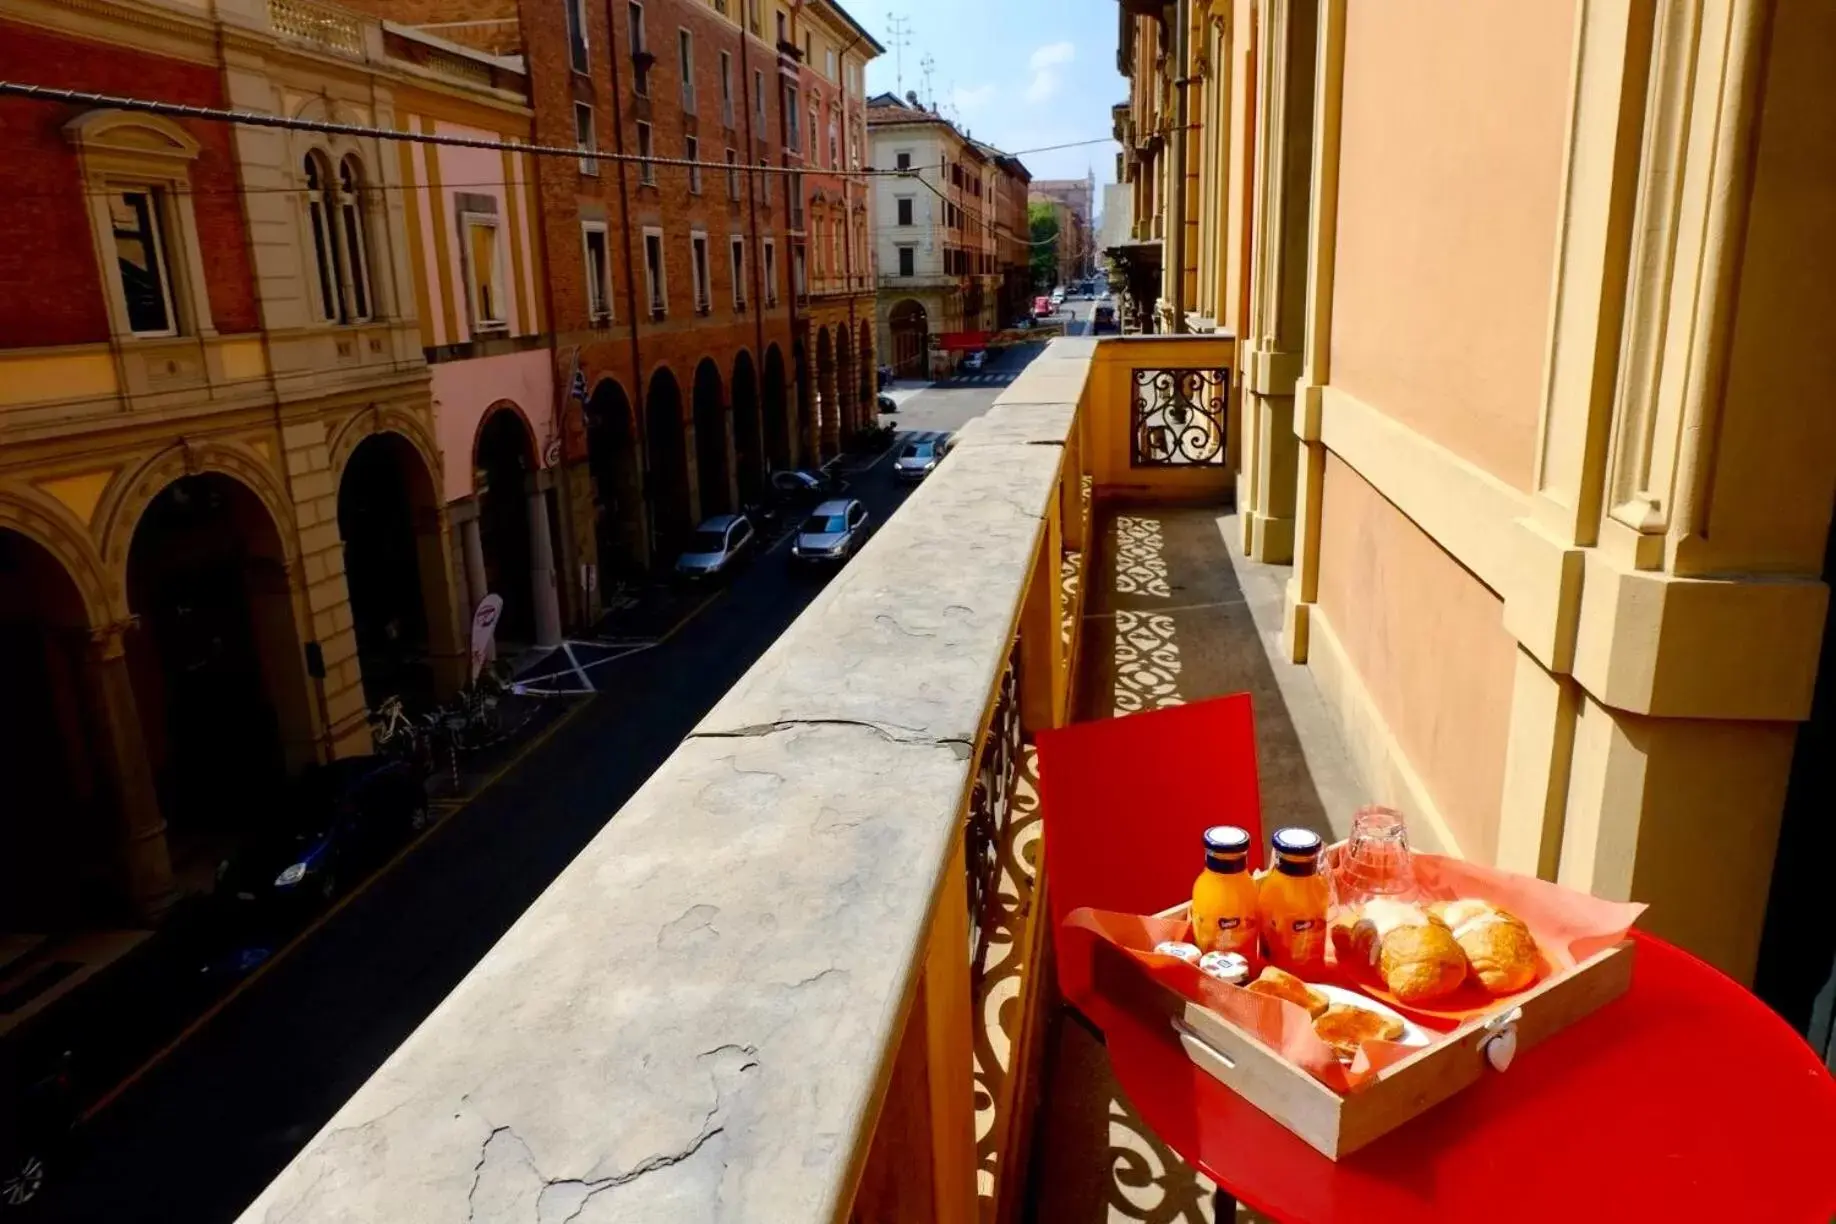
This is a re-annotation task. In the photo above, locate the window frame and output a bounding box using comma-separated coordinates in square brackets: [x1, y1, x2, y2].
[896, 195, 914, 227]
[642, 225, 667, 318]
[628, 2, 650, 95]
[895, 149, 912, 171]
[686, 134, 702, 194]
[582, 220, 612, 322]
[719, 50, 734, 127]
[109, 187, 181, 338]
[460, 210, 509, 331]
[689, 229, 711, 315]
[566, 0, 590, 73]
[575, 102, 599, 176]
[725, 147, 741, 200]
[678, 27, 696, 114]
[729, 233, 746, 310]
[636, 120, 656, 185]
[762, 237, 777, 306]
[335, 155, 373, 322]
[896, 244, 915, 277]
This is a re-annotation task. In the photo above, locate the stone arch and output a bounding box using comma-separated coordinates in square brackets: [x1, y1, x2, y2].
[62, 108, 201, 162]
[692, 357, 731, 518]
[644, 366, 692, 559]
[473, 406, 542, 646]
[816, 326, 838, 459]
[835, 325, 856, 444]
[0, 482, 110, 629]
[763, 344, 792, 473]
[101, 441, 299, 618]
[586, 377, 647, 582]
[889, 298, 928, 378]
[328, 404, 443, 492]
[730, 349, 764, 506]
[470, 399, 542, 479]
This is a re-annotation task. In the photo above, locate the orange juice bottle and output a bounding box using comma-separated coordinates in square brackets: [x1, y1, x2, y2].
[1261, 827, 1329, 975]
[1191, 826, 1259, 960]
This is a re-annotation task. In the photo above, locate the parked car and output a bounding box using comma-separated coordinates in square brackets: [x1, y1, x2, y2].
[791, 498, 871, 566]
[1032, 295, 1054, 319]
[674, 514, 755, 580]
[769, 468, 849, 507]
[0, 1047, 75, 1213]
[963, 350, 986, 371]
[893, 435, 953, 483]
[215, 756, 428, 914]
[876, 393, 897, 415]
[1092, 303, 1119, 334]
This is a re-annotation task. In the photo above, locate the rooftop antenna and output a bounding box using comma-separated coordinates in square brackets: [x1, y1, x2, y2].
[885, 14, 913, 98]
[919, 52, 936, 110]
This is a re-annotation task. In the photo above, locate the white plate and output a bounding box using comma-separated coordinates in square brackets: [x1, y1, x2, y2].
[1311, 983, 1431, 1047]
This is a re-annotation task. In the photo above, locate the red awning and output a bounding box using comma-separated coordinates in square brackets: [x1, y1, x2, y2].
[937, 331, 990, 351]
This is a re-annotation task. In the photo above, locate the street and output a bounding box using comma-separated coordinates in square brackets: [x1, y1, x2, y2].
[33, 339, 1053, 1222]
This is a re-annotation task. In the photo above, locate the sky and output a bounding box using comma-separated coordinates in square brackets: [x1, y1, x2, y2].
[855, 0, 1125, 209]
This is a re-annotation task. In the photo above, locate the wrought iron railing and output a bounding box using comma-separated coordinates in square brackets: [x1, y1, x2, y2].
[267, 0, 364, 56]
[967, 641, 1023, 978]
[1131, 367, 1228, 466]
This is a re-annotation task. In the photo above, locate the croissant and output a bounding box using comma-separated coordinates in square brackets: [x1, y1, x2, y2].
[1336, 898, 1468, 1004]
[1430, 898, 1539, 994]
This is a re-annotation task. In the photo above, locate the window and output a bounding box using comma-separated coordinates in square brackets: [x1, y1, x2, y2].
[895, 150, 912, 171]
[784, 84, 800, 151]
[827, 120, 837, 169]
[719, 50, 734, 126]
[690, 232, 711, 313]
[825, 48, 836, 80]
[678, 29, 696, 112]
[636, 121, 655, 184]
[565, 0, 589, 72]
[730, 235, 746, 308]
[713, 0, 726, 12]
[747, 0, 760, 37]
[462, 214, 507, 329]
[829, 219, 840, 284]
[111, 189, 176, 335]
[583, 223, 611, 321]
[776, 10, 787, 43]
[725, 148, 740, 199]
[575, 103, 598, 175]
[753, 70, 765, 128]
[628, 2, 649, 95]
[896, 196, 913, 227]
[763, 238, 777, 305]
[793, 243, 806, 294]
[808, 111, 818, 161]
[643, 227, 666, 316]
[337, 157, 372, 320]
[897, 245, 914, 277]
[803, 32, 811, 62]
[686, 135, 701, 193]
[303, 154, 343, 324]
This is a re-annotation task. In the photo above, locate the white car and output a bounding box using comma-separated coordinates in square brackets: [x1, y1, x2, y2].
[674, 514, 754, 580]
[893, 435, 952, 483]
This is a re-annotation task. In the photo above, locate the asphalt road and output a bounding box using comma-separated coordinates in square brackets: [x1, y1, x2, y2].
[35, 339, 1050, 1222]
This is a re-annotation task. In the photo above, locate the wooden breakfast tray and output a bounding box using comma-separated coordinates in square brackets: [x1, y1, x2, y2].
[1170, 940, 1636, 1160]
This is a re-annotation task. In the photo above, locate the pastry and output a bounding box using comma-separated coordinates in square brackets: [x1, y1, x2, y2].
[1313, 1003, 1405, 1061]
[1334, 898, 1468, 1004]
[1430, 898, 1540, 994]
[1244, 965, 1330, 1018]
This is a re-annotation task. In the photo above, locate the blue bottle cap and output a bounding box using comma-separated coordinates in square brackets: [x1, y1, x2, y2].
[1203, 825, 1252, 855]
[1271, 827, 1323, 856]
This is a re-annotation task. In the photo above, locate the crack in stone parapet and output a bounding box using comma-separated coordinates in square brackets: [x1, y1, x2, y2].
[689, 718, 974, 761]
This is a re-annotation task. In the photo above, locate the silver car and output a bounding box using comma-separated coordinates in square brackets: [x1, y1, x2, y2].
[674, 514, 755, 580]
[791, 498, 870, 566]
[893, 435, 951, 483]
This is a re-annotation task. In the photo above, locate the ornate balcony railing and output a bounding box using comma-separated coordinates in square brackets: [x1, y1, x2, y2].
[239, 333, 1236, 1224]
[267, 0, 364, 57]
[1131, 366, 1229, 466]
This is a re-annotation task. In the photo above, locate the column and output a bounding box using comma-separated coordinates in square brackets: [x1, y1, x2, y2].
[461, 513, 488, 617]
[528, 483, 563, 648]
[86, 622, 175, 921]
[819, 361, 840, 458]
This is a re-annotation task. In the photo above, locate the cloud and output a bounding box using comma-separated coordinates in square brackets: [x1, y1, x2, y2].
[1025, 41, 1076, 104]
[951, 83, 998, 113]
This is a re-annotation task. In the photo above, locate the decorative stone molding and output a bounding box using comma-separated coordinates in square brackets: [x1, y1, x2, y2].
[0, 481, 112, 625]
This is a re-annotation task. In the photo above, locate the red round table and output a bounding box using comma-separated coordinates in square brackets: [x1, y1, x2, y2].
[1091, 931, 1836, 1222]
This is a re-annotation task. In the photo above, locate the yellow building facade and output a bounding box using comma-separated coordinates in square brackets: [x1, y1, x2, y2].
[1118, 0, 1836, 1000]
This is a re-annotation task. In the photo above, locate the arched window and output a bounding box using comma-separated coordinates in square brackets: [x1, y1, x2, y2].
[338, 156, 373, 321]
[303, 151, 344, 322]
[303, 150, 374, 324]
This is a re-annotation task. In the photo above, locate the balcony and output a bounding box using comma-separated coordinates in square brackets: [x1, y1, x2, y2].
[238, 335, 1301, 1222]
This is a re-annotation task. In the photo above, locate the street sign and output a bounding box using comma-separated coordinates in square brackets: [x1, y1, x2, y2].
[470, 593, 504, 680]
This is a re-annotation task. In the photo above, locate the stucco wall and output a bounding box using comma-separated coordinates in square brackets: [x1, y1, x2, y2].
[1328, 0, 1574, 492]
[1315, 454, 1516, 862]
[432, 349, 556, 503]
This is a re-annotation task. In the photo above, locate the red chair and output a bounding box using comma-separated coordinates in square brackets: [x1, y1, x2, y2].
[1036, 692, 1264, 1015]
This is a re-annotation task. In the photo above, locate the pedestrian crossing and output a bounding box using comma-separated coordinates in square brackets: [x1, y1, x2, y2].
[935, 371, 1015, 387]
